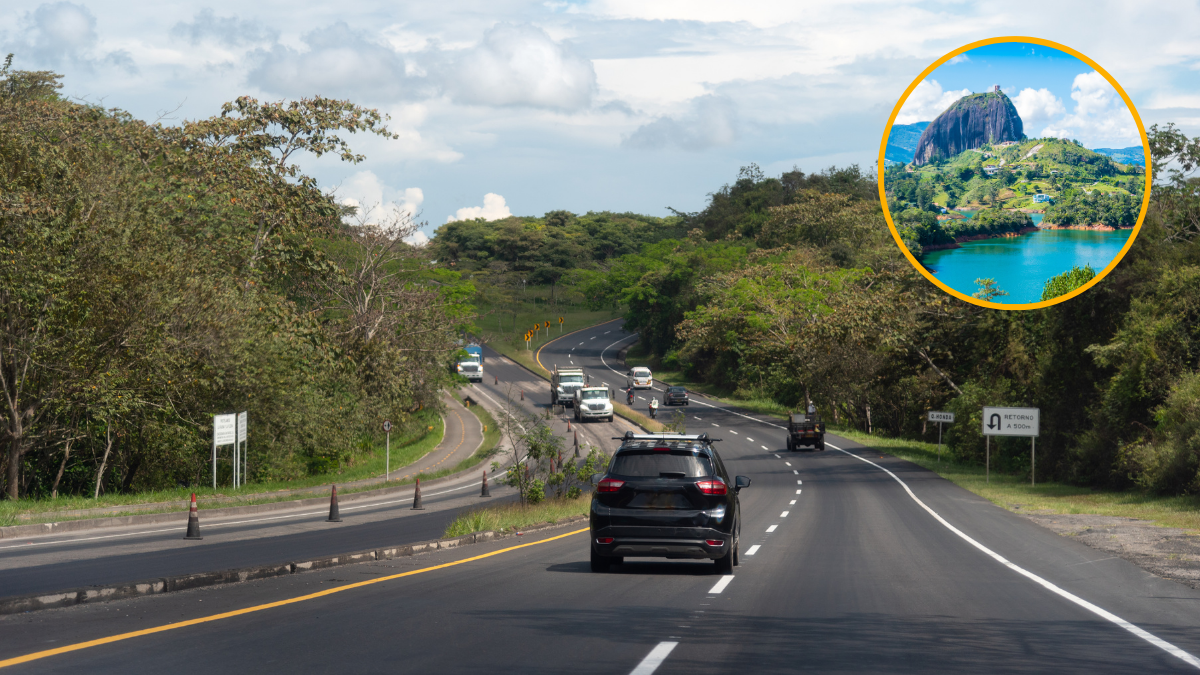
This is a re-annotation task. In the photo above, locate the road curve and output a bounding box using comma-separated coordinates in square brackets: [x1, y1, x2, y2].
[2, 320, 1199, 674]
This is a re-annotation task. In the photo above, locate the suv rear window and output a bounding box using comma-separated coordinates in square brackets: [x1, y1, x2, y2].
[668, 386, 686, 393]
[609, 450, 712, 478]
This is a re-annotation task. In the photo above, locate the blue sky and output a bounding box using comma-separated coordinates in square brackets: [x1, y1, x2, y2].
[4, 2, 1199, 241]
[895, 41, 1144, 150]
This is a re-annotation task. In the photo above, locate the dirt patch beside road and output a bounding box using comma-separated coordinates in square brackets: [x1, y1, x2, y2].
[1019, 512, 1200, 589]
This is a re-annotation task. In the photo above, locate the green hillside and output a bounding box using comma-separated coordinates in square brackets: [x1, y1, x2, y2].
[886, 138, 1143, 214]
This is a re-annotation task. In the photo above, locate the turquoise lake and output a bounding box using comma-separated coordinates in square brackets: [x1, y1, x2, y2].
[920, 225, 1132, 303]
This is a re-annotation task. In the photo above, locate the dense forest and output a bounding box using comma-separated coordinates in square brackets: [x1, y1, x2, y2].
[0, 61, 471, 500]
[438, 126, 1200, 495]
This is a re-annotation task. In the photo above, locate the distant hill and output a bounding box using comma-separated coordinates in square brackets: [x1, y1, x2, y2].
[885, 122, 930, 164]
[1092, 146, 1146, 166]
[913, 91, 1025, 166]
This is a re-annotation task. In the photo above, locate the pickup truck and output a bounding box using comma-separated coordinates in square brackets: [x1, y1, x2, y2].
[787, 412, 825, 451]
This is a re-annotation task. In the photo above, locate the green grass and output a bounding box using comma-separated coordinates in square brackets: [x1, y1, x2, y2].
[443, 495, 590, 538]
[0, 415, 446, 527]
[828, 426, 1200, 532]
[435, 394, 503, 479]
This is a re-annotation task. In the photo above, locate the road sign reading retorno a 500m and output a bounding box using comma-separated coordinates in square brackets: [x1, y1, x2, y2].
[982, 407, 1039, 437]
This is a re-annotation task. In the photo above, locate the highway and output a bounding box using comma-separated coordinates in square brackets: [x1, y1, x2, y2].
[2, 320, 1200, 673]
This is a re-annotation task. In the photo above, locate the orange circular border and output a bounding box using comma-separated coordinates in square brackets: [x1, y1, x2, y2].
[877, 36, 1152, 310]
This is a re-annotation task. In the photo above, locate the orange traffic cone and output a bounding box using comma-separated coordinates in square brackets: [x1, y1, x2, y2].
[184, 493, 202, 540]
[327, 485, 342, 522]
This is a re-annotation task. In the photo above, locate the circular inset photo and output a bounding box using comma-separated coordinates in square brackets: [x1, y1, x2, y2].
[879, 38, 1151, 309]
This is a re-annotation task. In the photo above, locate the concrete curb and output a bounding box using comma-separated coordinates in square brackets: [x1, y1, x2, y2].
[0, 515, 588, 616]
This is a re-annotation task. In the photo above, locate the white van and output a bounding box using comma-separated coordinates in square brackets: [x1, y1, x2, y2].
[627, 367, 653, 390]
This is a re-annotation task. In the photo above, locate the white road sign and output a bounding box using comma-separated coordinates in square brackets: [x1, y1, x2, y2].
[214, 414, 236, 445]
[928, 411, 955, 423]
[237, 411, 247, 442]
[982, 407, 1039, 437]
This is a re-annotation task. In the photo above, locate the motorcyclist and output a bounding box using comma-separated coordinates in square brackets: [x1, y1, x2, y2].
[626, 386, 634, 405]
[649, 397, 659, 419]
[807, 401, 817, 416]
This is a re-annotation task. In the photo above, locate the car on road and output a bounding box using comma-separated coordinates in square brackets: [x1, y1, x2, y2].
[574, 386, 614, 422]
[626, 367, 654, 390]
[590, 432, 750, 573]
[787, 411, 825, 451]
[663, 386, 689, 406]
[457, 362, 483, 383]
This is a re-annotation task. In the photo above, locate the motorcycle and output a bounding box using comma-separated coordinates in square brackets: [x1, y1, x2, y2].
[648, 399, 659, 419]
[626, 388, 635, 406]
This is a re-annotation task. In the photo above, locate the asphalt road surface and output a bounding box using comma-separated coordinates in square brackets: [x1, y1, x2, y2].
[3, 320, 1200, 673]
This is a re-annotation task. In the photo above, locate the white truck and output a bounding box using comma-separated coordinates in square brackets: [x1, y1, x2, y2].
[551, 366, 587, 407]
[574, 386, 613, 422]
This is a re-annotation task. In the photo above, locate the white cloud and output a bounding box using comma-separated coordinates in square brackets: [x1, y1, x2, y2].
[448, 23, 596, 110]
[947, 54, 970, 65]
[1041, 71, 1140, 148]
[248, 22, 423, 101]
[623, 94, 738, 151]
[447, 193, 512, 222]
[1012, 87, 1066, 127]
[335, 171, 426, 243]
[170, 9, 277, 47]
[895, 79, 971, 125]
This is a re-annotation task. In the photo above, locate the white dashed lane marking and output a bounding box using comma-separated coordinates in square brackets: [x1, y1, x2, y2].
[785, 462, 792, 466]
[773, 454, 780, 459]
[747, 437, 754, 442]
[629, 642, 679, 675]
[793, 470, 798, 475]
[708, 575, 735, 594]
[746, 545, 761, 556]
[789, 500, 796, 505]
[766, 525, 778, 533]
[761, 446, 769, 451]
[781, 511, 789, 517]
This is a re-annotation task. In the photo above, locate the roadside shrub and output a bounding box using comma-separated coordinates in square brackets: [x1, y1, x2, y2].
[1117, 370, 1200, 494]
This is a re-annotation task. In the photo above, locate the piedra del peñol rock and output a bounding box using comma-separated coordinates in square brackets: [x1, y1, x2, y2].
[911, 88, 1025, 166]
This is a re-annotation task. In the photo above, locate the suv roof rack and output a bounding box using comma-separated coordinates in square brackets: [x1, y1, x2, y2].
[611, 432, 718, 442]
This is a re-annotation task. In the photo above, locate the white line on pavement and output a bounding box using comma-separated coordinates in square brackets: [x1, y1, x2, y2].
[730, 430, 738, 434]
[793, 470, 798, 475]
[773, 454, 780, 459]
[796, 490, 801, 495]
[708, 575, 735, 594]
[789, 500, 796, 505]
[747, 438, 754, 442]
[797, 480, 802, 485]
[766, 525, 777, 533]
[746, 545, 761, 556]
[629, 642, 679, 675]
[781, 511, 789, 517]
[761, 446, 769, 451]
[830, 443, 1200, 670]
[785, 462, 792, 466]
[693, 416, 702, 420]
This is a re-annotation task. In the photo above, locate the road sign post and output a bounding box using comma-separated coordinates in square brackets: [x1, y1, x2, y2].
[383, 420, 392, 481]
[559, 316, 564, 333]
[213, 414, 236, 489]
[927, 411, 955, 464]
[237, 411, 247, 488]
[981, 407, 1040, 485]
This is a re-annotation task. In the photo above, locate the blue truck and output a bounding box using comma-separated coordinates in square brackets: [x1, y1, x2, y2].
[464, 344, 483, 365]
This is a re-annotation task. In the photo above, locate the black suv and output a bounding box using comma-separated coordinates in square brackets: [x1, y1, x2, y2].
[663, 386, 689, 406]
[590, 432, 750, 573]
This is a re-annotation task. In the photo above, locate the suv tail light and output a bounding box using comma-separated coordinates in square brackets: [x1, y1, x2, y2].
[597, 478, 625, 493]
[705, 539, 724, 547]
[596, 537, 614, 544]
[696, 478, 727, 495]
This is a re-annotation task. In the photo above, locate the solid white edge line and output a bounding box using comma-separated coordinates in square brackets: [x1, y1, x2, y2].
[708, 574, 734, 594]
[630, 641, 679, 675]
[746, 545, 761, 556]
[828, 442, 1200, 670]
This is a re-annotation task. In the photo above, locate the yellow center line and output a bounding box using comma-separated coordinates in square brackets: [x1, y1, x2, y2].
[0, 527, 589, 669]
